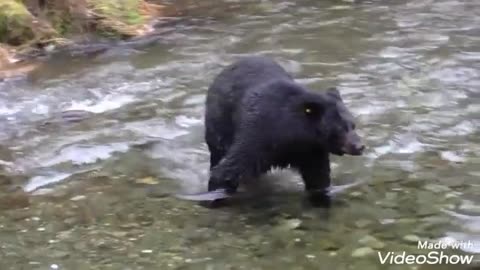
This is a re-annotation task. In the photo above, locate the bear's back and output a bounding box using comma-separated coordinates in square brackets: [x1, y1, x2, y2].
[207, 56, 293, 105]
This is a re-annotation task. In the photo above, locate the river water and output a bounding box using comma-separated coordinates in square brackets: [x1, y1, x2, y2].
[0, 0, 479, 269]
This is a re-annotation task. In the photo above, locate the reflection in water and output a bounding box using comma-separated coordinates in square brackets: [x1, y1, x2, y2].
[0, 0, 479, 269]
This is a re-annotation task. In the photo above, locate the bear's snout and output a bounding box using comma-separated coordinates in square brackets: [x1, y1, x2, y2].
[342, 131, 365, 156]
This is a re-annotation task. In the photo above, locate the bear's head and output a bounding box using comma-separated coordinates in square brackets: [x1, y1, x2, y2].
[322, 87, 364, 156]
[291, 87, 365, 156]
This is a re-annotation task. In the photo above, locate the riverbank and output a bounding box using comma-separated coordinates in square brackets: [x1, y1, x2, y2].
[0, 0, 171, 79]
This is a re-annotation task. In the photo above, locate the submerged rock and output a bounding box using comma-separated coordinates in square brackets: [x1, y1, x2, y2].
[403, 234, 421, 243]
[0, 173, 12, 186]
[135, 176, 159, 185]
[424, 184, 451, 193]
[318, 239, 341, 251]
[277, 218, 303, 231]
[0, 187, 30, 210]
[351, 247, 375, 257]
[358, 235, 385, 249]
[354, 219, 372, 228]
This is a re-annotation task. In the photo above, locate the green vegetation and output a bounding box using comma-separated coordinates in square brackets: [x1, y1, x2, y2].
[0, 0, 165, 56]
[0, 0, 38, 45]
[90, 0, 145, 26]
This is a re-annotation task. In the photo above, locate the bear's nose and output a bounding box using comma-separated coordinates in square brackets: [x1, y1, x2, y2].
[353, 144, 365, 155]
[347, 143, 365, 155]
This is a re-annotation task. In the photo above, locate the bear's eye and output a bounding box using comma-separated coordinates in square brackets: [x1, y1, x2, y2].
[304, 105, 317, 116]
[303, 103, 323, 117]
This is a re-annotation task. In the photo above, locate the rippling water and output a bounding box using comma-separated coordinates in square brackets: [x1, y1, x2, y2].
[0, 0, 479, 269]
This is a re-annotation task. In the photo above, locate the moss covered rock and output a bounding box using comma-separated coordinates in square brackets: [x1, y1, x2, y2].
[88, 0, 164, 37]
[0, 0, 169, 78]
[0, 0, 165, 47]
[0, 0, 37, 45]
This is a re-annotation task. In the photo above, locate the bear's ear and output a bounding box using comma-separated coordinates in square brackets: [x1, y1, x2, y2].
[303, 101, 325, 118]
[326, 87, 342, 101]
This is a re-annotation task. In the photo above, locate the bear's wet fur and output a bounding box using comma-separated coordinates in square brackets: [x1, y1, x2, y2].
[204, 56, 364, 206]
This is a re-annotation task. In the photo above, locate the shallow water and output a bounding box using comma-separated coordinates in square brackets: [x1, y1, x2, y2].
[0, 0, 479, 269]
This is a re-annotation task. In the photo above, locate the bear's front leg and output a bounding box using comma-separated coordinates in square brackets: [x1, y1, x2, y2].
[297, 153, 332, 208]
[207, 172, 240, 194]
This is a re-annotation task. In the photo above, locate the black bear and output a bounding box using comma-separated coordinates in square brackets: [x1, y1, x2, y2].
[196, 56, 364, 206]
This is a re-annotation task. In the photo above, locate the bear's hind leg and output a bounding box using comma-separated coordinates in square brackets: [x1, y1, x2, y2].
[207, 139, 266, 193]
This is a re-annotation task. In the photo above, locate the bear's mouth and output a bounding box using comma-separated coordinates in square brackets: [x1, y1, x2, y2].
[340, 145, 365, 156]
[330, 147, 345, 156]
